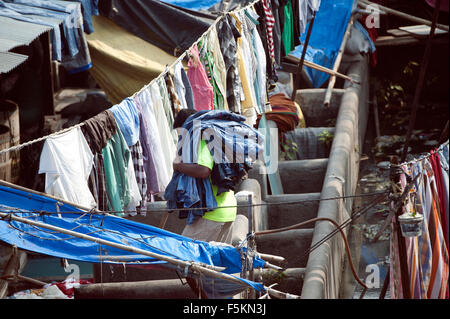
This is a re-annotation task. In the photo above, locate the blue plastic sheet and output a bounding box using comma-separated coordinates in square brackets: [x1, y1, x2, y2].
[0, 184, 265, 295]
[161, 0, 222, 10]
[290, 0, 355, 87]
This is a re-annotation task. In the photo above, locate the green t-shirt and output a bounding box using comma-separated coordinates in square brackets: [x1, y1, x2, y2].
[197, 140, 237, 222]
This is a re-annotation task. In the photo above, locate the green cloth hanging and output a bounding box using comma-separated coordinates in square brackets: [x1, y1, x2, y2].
[282, 0, 296, 55]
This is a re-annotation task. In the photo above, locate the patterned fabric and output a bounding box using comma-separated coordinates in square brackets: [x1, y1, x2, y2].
[261, 0, 276, 69]
[95, 153, 110, 212]
[390, 147, 449, 299]
[198, 37, 226, 110]
[165, 73, 182, 115]
[130, 140, 147, 216]
[216, 14, 242, 113]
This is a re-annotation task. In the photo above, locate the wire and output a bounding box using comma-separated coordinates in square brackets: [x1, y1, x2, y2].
[0, 190, 390, 216]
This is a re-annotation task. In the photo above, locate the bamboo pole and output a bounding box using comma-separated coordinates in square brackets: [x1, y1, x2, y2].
[0, 211, 260, 290]
[0, 179, 96, 213]
[287, 57, 359, 84]
[323, 14, 355, 107]
[359, 0, 449, 32]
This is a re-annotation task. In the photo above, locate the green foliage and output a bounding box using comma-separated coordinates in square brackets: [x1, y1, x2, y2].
[280, 136, 299, 161]
[318, 130, 334, 148]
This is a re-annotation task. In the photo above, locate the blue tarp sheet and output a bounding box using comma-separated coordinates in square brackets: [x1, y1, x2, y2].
[290, 0, 355, 88]
[161, 0, 222, 10]
[0, 184, 265, 295]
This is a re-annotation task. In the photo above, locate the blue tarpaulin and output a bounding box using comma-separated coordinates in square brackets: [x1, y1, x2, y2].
[0, 184, 265, 295]
[290, 0, 355, 88]
[161, 0, 222, 10]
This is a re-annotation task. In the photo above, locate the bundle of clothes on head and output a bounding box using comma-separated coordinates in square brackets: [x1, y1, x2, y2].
[164, 110, 264, 225]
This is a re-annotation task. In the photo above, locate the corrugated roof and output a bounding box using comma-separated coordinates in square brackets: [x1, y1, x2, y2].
[0, 16, 51, 52]
[0, 51, 29, 74]
[0, 16, 51, 74]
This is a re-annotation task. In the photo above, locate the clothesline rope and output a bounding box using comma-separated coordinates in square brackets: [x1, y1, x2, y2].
[0, 0, 262, 157]
[390, 139, 449, 167]
[0, 189, 390, 216]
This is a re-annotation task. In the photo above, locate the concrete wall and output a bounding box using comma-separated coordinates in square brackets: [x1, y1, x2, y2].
[300, 56, 370, 299]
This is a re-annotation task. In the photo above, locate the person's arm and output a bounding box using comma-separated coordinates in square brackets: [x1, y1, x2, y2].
[173, 162, 211, 179]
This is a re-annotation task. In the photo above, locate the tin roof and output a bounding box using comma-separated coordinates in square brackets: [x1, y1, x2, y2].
[0, 16, 51, 74]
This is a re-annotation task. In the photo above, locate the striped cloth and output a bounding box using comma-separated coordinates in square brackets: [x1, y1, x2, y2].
[261, 0, 276, 69]
[390, 159, 449, 299]
[130, 140, 147, 216]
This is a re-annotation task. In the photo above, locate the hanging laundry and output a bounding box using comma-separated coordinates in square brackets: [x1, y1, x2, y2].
[197, 36, 226, 110]
[109, 97, 140, 148]
[187, 44, 215, 111]
[173, 61, 195, 110]
[244, 8, 268, 113]
[130, 140, 148, 215]
[147, 82, 177, 190]
[389, 142, 449, 299]
[80, 110, 118, 211]
[254, 0, 277, 82]
[230, 12, 258, 115]
[158, 77, 175, 129]
[165, 72, 182, 115]
[281, 0, 296, 55]
[207, 28, 229, 111]
[100, 129, 130, 215]
[38, 127, 96, 209]
[134, 89, 164, 194]
[66, 0, 99, 34]
[270, 0, 282, 69]
[216, 14, 242, 113]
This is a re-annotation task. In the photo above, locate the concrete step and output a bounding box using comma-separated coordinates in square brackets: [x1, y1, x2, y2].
[255, 228, 314, 268]
[278, 159, 328, 194]
[264, 193, 320, 229]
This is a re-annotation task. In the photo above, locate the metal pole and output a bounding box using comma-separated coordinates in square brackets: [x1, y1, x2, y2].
[400, 0, 441, 162]
[247, 194, 255, 299]
[291, 10, 317, 101]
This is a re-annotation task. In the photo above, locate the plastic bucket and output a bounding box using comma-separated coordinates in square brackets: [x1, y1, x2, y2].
[398, 213, 423, 237]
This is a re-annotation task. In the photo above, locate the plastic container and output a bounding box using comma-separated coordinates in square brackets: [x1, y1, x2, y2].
[398, 213, 424, 237]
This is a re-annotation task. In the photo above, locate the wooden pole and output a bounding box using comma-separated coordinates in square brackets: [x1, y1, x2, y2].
[323, 14, 355, 107]
[359, 0, 449, 32]
[400, 0, 441, 162]
[286, 56, 359, 83]
[291, 10, 317, 101]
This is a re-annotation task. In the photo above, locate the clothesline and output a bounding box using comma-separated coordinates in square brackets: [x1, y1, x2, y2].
[0, 0, 263, 157]
[0, 189, 390, 216]
[390, 139, 449, 167]
[131, 0, 263, 100]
